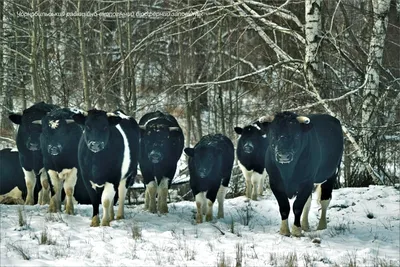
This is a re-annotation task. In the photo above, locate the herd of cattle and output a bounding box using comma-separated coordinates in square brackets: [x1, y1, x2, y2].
[0, 102, 344, 237]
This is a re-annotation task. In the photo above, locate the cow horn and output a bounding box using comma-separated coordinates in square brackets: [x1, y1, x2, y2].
[169, 127, 180, 131]
[259, 115, 274, 123]
[297, 116, 310, 124]
[106, 112, 118, 117]
[65, 119, 75, 124]
[32, 120, 42, 125]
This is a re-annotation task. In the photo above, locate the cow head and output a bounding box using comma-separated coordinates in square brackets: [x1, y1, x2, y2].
[34, 109, 76, 156]
[9, 103, 56, 152]
[262, 112, 312, 164]
[234, 123, 266, 154]
[72, 109, 122, 153]
[140, 124, 181, 164]
[184, 144, 220, 179]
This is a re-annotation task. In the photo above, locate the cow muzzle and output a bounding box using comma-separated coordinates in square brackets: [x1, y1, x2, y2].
[243, 142, 254, 153]
[27, 142, 40, 151]
[47, 144, 62, 156]
[87, 141, 105, 153]
[275, 148, 294, 164]
[149, 151, 163, 164]
[198, 168, 208, 178]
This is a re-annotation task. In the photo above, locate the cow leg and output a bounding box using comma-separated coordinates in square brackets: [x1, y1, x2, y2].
[251, 172, 264, 200]
[90, 193, 101, 227]
[48, 170, 62, 213]
[146, 181, 157, 213]
[22, 169, 36, 205]
[101, 182, 115, 226]
[144, 187, 149, 210]
[301, 195, 312, 231]
[270, 179, 291, 236]
[216, 185, 227, 219]
[116, 179, 127, 220]
[62, 168, 78, 215]
[317, 177, 334, 230]
[195, 192, 206, 223]
[157, 178, 169, 214]
[205, 188, 218, 222]
[258, 170, 267, 196]
[239, 163, 252, 199]
[292, 183, 313, 237]
[39, 168, 51, 205]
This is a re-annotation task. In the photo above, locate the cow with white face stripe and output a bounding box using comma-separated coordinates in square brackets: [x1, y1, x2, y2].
[34, 108, 91, 214]
[72, 109, 140, 227]
[9, 102, 58, 205]
[234, 119, 269, 200]
[138, 111, 184, 214]
[262, 112, 344, 237]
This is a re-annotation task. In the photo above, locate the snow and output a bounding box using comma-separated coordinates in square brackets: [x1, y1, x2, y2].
[1, 185, 399, 266]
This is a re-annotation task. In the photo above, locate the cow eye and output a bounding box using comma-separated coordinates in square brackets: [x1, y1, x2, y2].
[103, 126, 108, 131]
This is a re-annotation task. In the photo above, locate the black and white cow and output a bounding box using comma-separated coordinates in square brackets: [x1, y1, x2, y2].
[184, 134, 234, 223]
[9, 102, 58, 205]
[138, 111, 184, 214]
[234, 120, 268, 200]
[0, 148, 26, 202]
[72, 109, 140, 226]
[34, 108, 91, 214]
[262, 112, 344, 237]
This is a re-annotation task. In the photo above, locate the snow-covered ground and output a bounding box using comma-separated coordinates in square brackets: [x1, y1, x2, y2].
[0, 185, 399, 267]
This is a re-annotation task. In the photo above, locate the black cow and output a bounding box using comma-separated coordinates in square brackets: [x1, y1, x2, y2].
[72, 109, 140, 227]
[0, 148, 26, 203]
[184, 134, 234, 223]
[34, 108, 91, 214]
[234, 120, 269, 200]
[262, 112, 343, 237]
[138, 111, 184, 214]
[9, 102, 58, 205]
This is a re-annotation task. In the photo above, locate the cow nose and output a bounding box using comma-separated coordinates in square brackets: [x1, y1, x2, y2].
[87, 141, 105, 153]
[198, 168, 208, 178]
[243, 142, 254, 153]
[48, 144, 62, 156]
[149, 151, 163, 163]
[28, 142, 40, 151]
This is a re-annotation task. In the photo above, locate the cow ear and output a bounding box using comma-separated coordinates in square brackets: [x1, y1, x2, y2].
[184, 148, 194, 157]
[9, 113, 22, 125]
[72, 113, 86, 125]
[108, 116, 122, 126]
[234, 127, 243, 135]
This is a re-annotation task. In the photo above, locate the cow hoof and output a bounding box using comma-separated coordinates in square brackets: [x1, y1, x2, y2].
[116, 215, 124, 220]
[101, 220, 110, 227]
[65, 207, 74, 215]
[316, 224, 327, 231]
[159, 206, 168, 214]
[291, 225, 304, 237]
[48, 201, 58, 213]
[217, 213, 224, 219]
[196, 214, 203, 224]
[279, 229, 291, 237]
[251, 195, 257, 201]
[205, 214, 212, 222]
[302, 225, 310, 232]
[90, 216, 100, 227]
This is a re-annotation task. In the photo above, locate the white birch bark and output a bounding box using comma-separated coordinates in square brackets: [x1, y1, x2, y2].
[361, 0, 391, 130]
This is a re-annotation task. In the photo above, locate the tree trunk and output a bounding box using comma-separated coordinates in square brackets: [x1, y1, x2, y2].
[361, 0, 391, 167]
[30, 0, 39, 102]
[39, 2, 52, 103]
[218, 26, 226, 135]
[78, 0, 90, 110]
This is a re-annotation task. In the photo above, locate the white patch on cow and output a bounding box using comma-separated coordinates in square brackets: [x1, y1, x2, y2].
[262, 134, 267, 138]
[146, 181, 157, 213]
[253, 124, 261, 130]
[195, 192, 207, 223]
[115, 124, 131, 181]
[157, 177, 169, 213]
[22, 168, 36, 205]
[206, 199, 214, 221]
[238, 161, 253, 199]
[63, 168, 78, 214]
[90, 181, 105, 190]
[69, 107, 85, 114]
[48, 169, 63, 212]
[101, 182, 116, 226]
[49, 120, 60, 129]
[11, 148, 18, 152]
